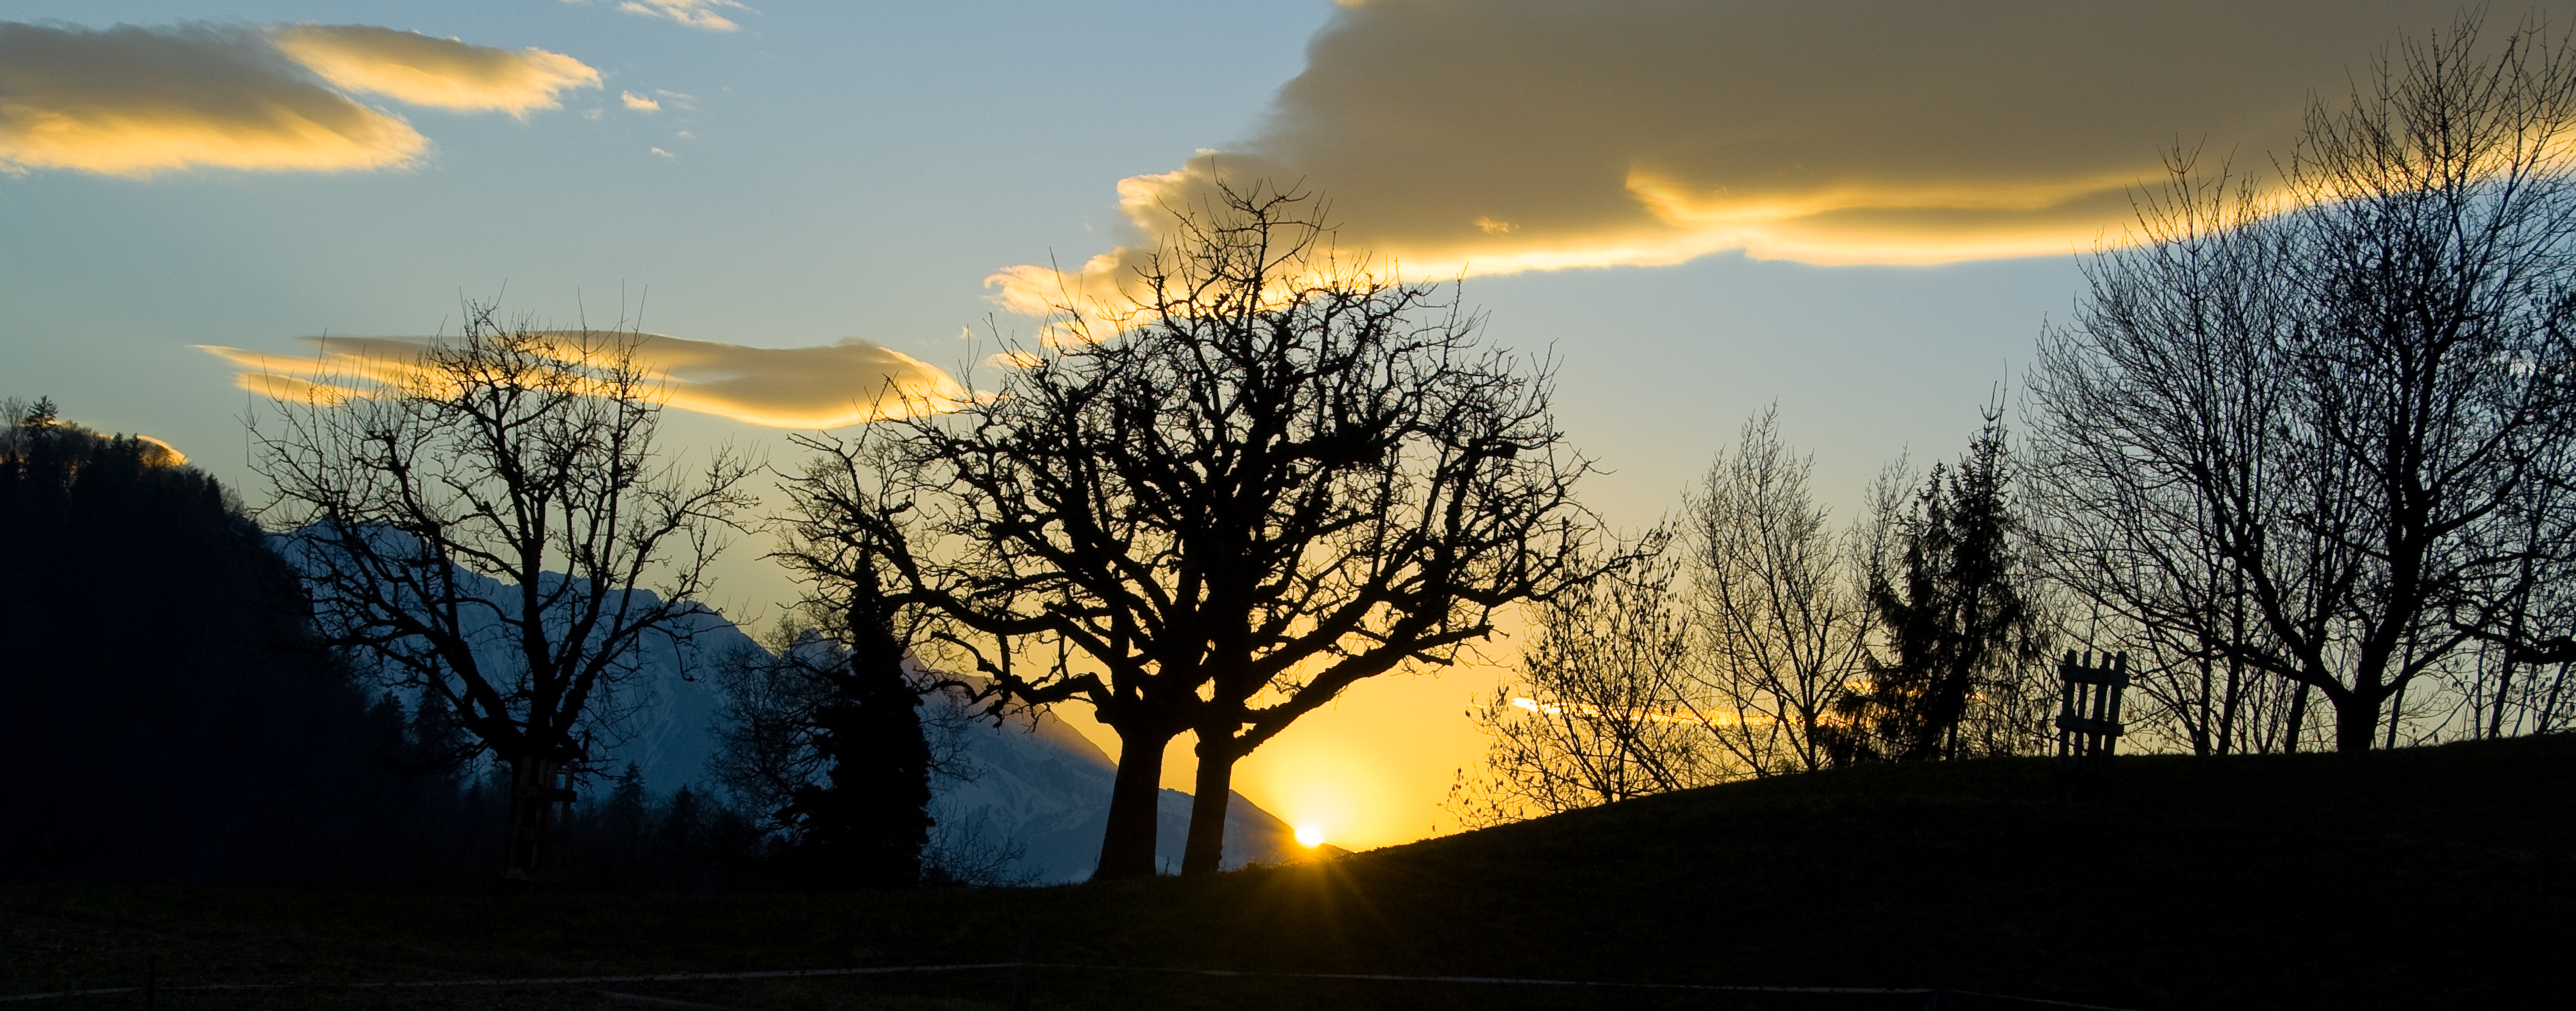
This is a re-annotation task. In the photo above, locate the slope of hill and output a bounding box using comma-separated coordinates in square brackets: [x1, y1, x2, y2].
[6, 735, 2563, 1009]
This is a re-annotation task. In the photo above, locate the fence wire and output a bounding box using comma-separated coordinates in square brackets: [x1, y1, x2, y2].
[1, 960, 2146, 1010]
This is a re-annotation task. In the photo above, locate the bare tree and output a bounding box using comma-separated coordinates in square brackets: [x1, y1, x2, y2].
[706, 625, 833, 825]
[252, 304, 754, 885]
[1681, 407, 1871, 775]
[2029, 14, 2576, 753]
[815, 183, 1613, 877]
[1451, 548, 1702, 828]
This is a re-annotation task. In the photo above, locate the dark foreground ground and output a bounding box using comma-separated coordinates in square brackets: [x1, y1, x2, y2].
[5, 736, 2569, 1010]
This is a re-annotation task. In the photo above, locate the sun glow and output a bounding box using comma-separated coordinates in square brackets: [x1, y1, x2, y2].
[1294, 825, 1325, 848]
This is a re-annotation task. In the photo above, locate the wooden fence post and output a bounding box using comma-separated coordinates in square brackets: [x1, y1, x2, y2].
[2054, 650, 2129, 800]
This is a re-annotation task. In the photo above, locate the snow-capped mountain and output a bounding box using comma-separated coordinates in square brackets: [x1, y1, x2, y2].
[274, 529, 1298, 882]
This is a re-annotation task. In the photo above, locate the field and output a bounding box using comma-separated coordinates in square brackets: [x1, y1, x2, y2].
[6, 736, 2569, 1010]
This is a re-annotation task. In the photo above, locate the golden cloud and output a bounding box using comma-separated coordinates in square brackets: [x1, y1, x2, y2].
[201, 333, 969, 429]
[0, 22, 425, 176]
[997, 0, 2567, 310]
[0, 21, 601, 176]
[272, 24, 600, 117]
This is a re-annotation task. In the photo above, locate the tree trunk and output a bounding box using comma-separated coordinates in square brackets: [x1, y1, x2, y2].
[2335, 689, 2384, 753]
[2486, 659, 2515, 740]
[2217, 655, 2243, 755]
[1094, 725, 1178, 880]
[2284, 680, 2312, 754]
[502, 754, 572, 889]
[1180, 737, 1239, 876]
[2192, 655, 2214, 756]
[2383, 679, 2408, 750]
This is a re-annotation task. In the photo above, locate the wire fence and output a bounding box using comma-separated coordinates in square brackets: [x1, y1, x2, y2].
[0, 960, 2145, 1010]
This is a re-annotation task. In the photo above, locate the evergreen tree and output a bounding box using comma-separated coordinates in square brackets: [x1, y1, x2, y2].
[584, 763, 651, 888]
[778, 572, 933, 890]
[1831, 410, 2051, 763]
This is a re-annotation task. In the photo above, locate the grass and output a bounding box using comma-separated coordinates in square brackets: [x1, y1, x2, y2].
[5, 735, 2570, 1010]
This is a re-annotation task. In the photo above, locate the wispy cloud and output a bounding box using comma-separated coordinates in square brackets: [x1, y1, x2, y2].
[0, 22, 425, 176]
[996, 0, 2507, 313]
[621, 90, 660, 111]
[272, 24, 598, 117]
[0, 21, 598, 176]
[202, 334, 969, 429]
[567, 0, 755, 33]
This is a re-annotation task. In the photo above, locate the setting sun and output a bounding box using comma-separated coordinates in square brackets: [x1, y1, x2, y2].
[1294, 825, 1325, 848]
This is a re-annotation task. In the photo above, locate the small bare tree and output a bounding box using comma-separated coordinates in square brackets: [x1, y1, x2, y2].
[1451, 548, 1703, 828]
[1682, 407, 1872, 775]
[253, 304, 754, 885]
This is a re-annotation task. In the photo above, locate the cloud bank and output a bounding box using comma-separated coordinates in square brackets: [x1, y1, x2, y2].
[997, 0, 2566, 313]
[0, 21, 596, 176]
[203, 334, 967, 429]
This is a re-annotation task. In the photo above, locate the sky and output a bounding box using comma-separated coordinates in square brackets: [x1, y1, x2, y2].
[3, 0, 2550, 850]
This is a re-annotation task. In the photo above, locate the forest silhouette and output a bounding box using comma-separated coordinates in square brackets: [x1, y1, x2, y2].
[0, 401, 766, 891]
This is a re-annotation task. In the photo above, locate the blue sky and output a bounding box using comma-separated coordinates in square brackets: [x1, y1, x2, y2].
[0, 0, 2102, 564]
[3, 0, 2513, 844]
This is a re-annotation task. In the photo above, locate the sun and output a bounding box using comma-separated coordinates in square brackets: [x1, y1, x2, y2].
[1294, 824, 1325, 848]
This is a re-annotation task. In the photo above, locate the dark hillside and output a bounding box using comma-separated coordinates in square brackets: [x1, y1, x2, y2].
[1301, 737, 2572, 1006]
[5, 735, 2567, 1009]
[0, 412, 461, 887]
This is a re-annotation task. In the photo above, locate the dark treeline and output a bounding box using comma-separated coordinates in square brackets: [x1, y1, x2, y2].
[0, 399, 774, 892]
[0, 397, 422, 886]
[554, 767, 771, 893]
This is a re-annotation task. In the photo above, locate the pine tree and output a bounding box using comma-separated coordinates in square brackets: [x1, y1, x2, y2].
[779, 572, 932, 890]
[1831, 410, 2051, 763]
[590, 763, 650, 887]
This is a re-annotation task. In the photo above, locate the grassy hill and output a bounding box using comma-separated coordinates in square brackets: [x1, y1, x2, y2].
[6, 735, 2569, 1010]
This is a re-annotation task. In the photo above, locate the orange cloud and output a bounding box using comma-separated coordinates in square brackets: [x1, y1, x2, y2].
[272, 24, 599, 117]
[202, 333, 969, 429]
[0, 22, 425, 176]
[997, 0, 2563, 310]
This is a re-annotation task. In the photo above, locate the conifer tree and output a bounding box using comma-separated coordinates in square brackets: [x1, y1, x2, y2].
[1831, 410, 2051, 762]
[776, 572, 933, 890]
